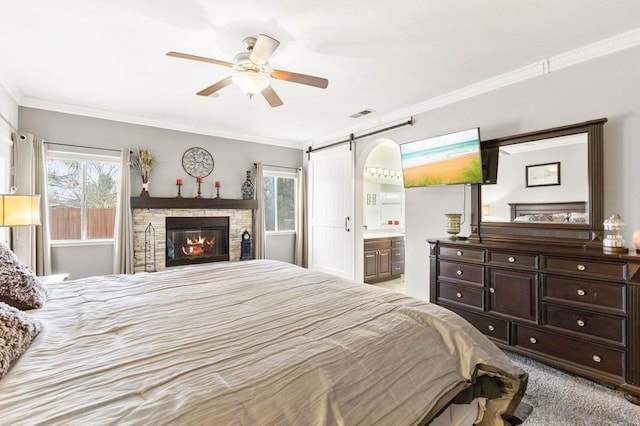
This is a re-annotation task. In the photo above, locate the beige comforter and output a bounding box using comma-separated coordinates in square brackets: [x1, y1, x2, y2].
[0, 260, 526, 425]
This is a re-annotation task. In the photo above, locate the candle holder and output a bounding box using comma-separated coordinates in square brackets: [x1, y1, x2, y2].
[215, 186, 220, 199]
[176, 183, 183, 198]
[196, 181, 203, 199]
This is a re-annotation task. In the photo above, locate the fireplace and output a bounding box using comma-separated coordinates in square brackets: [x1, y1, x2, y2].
[166, 217, 229, 267]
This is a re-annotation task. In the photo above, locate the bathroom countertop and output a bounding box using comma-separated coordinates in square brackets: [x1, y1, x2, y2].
[363, 231, 405, 239]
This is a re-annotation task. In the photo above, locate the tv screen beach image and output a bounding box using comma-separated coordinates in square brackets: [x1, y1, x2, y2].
[401, 128, 482, 187]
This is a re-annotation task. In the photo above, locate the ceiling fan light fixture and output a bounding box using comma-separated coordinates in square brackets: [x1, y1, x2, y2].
[232, 70, 269, 98]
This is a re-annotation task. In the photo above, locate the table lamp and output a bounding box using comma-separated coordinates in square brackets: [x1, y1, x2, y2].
[0, 191, 41, 228]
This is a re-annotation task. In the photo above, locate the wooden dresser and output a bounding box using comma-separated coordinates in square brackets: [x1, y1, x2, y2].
[428, 238, 640, 403]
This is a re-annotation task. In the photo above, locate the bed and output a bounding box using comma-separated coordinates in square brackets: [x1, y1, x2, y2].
[509, 201, 588, 223]
[1, 259, 527, 425]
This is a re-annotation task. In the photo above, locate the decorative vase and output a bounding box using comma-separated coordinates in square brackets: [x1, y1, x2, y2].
[445, 213, 462, 238]
[140, 180, 150, 197]
[241, 171, 255, 200]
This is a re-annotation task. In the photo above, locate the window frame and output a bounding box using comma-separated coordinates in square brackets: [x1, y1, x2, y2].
[263, 170, 298, 235]
[46, 150, 121, 245]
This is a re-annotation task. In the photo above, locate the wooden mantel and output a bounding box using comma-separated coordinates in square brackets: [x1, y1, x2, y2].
[130, 197, 257, 210]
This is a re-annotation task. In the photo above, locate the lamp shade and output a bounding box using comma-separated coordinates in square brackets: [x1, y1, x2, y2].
[0, 194, 41, 226]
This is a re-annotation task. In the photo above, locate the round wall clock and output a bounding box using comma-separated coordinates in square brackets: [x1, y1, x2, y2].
[182, 147, 214, 177]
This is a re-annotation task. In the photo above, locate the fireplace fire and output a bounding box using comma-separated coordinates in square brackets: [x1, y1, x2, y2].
[166, 217, 229, 267]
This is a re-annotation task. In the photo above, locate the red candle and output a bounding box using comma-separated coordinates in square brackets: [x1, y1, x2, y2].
[176, 178, 183, 185]
[215, 181, 221, 188]
[196, 176, 202, 183]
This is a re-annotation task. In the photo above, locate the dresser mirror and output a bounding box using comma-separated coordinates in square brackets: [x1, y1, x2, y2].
[471, 118, 607, 245]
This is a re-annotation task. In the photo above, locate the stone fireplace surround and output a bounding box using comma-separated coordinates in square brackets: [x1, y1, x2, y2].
[131, 197, 256, 273]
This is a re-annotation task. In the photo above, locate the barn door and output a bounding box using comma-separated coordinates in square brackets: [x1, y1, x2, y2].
[308, 144, 354, 280]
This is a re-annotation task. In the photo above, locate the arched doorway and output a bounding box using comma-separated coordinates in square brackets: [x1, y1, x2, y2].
[355, 139, 405, 292]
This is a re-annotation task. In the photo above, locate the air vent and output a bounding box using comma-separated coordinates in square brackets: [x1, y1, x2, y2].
[349, 109, 374, 118]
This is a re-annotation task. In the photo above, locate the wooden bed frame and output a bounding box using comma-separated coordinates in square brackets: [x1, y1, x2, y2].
[509, 201, 588, 221]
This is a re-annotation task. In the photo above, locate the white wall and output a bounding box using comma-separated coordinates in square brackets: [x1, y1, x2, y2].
[353, 45, 640, 301]
[18, 107, 304, 278]
[0, 84, 18, 245]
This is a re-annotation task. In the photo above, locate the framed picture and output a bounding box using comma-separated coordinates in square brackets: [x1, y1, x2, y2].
[366, 193, 371, 205]
[526, 162, 561, 187]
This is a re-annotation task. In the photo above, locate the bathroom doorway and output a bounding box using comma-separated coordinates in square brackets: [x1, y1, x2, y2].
[362, 141, 405, 293]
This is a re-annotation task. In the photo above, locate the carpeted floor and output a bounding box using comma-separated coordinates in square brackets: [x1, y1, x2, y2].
[505, 351, 640, 425]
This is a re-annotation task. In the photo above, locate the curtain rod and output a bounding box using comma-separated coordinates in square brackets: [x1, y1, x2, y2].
[306, 117, 414, 159]
[44, 141, 122, 153]
[253, 162, 299, 171]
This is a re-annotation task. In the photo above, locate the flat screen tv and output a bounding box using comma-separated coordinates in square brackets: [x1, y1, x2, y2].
[400, 128, 482, 188]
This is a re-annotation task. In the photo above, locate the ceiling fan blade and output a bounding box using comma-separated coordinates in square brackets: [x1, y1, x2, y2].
[197, 76, 233, 96]
[262, 85, 284, 108]
[166, 51, 233, 68]
[250, 34, 280, 65]
[270, 69, 328, 89]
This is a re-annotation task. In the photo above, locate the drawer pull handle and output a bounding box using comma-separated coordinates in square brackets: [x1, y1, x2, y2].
[529, 337, 537, 344]
[577, 289, 586, 296]
[508, 256, 515, 263]
[592, 355, 601, 363]
[577, 319, 585, 327]
[488, 325, 495, 331]
[489, 288, 496, 294]
[577, 264, 586, 271]
[456, 292, 463, 298]
[456, 250, 463, 256]
[456, 270, 463, 276]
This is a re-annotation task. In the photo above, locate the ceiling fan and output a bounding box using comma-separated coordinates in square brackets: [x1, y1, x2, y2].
[167, 34, 329, 108]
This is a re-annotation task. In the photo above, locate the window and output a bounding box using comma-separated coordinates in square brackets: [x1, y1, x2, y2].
[46, 151, 120, 241]
[263, 172, 296, 232]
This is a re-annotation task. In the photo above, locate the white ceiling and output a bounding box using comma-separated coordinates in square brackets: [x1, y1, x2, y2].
[1, 1, 639, 150]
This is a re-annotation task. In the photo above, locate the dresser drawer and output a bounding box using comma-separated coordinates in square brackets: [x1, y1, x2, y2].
[439, 246, 484, 262]
[514, 324, 624, 378]
[488, 251, 538, 269]
[437, 282, 483, 309]
[542, 276, 625, 314]
[543, 304, 625, 345]
[542, 256, 626, 280]
[439, 260, 483, 287]
[448, 307, 509, 344]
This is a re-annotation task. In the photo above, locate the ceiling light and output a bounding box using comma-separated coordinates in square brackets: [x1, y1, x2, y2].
[232, 71, 269, 99]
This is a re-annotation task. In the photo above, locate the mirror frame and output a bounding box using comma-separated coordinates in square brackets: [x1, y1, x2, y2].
[470, 118, 607, 247]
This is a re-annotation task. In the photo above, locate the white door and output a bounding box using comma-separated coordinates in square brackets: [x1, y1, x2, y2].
[308, 144, 354, 280]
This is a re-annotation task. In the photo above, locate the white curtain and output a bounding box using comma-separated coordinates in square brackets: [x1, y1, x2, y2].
[11, 133, 52, 275]
[254, 162, 266, 259]
[294, 167, 307, 267]
[113, 149, 133, 274]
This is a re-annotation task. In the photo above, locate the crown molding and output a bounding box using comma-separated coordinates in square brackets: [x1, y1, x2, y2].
[0, 71, 23, 105]
[313, 27, 640, 147]
[18, 97, 306, 150]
